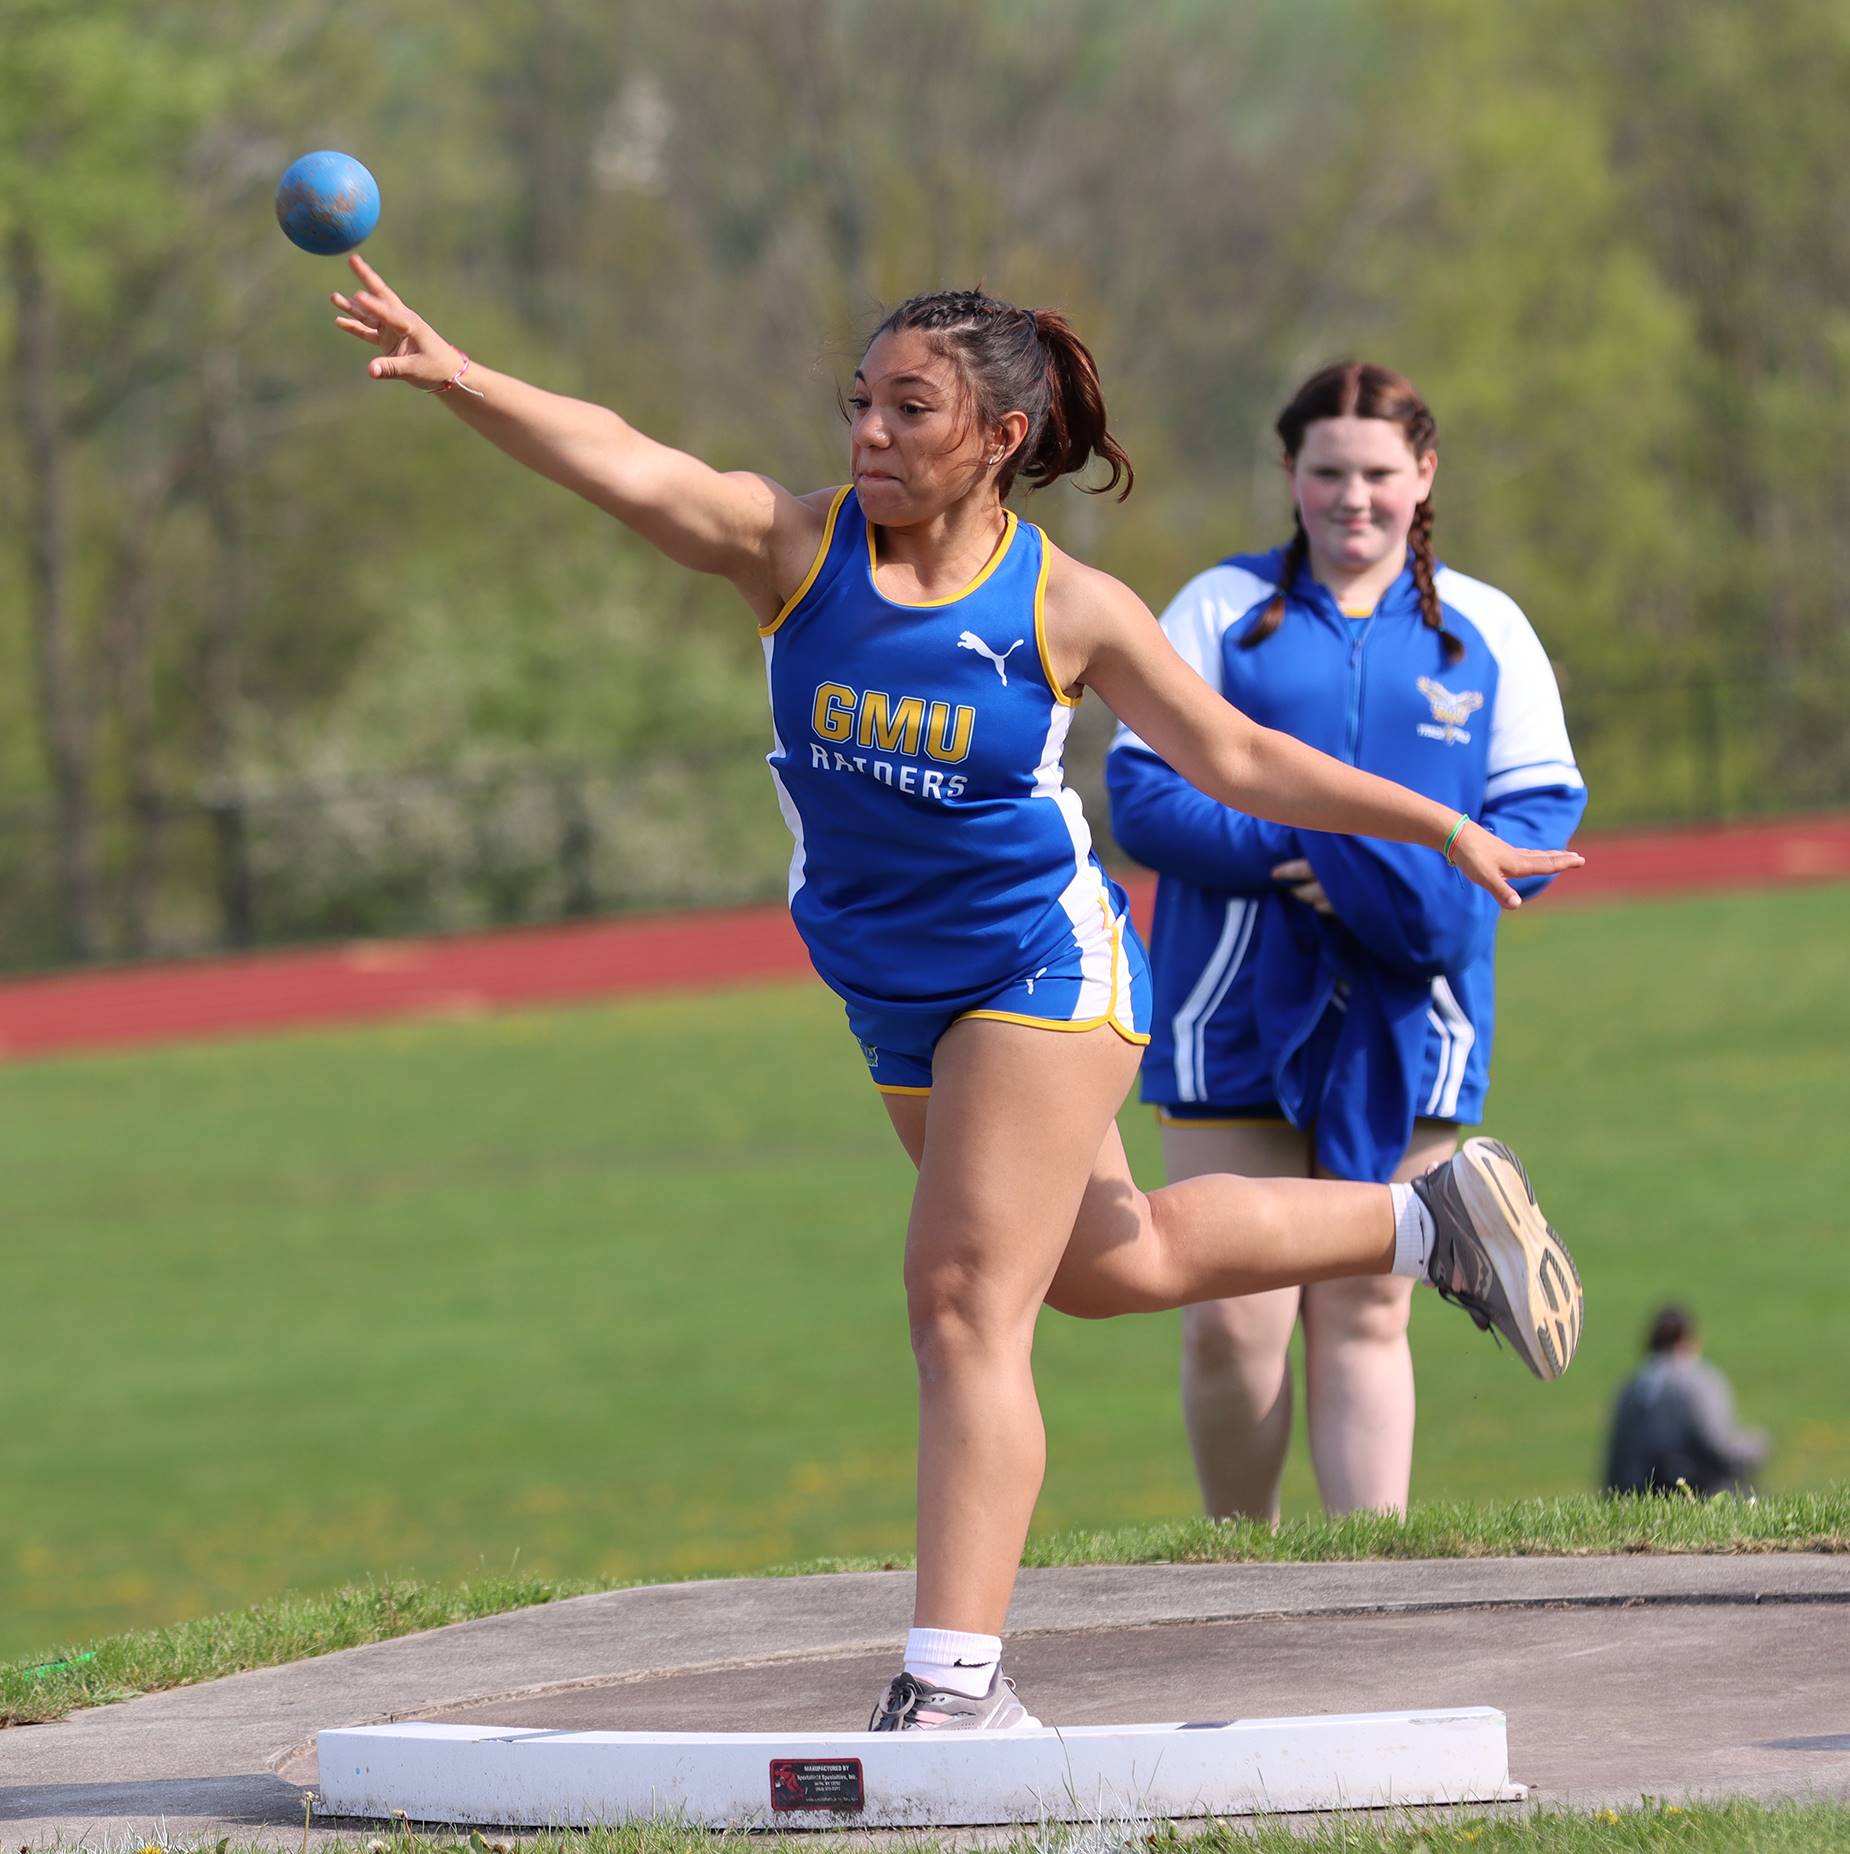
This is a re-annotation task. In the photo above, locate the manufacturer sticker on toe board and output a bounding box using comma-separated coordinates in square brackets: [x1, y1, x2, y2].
[770, 1756, 866, 1812]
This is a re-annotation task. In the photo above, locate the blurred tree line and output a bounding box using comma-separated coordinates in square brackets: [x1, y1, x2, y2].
[2, 0, 1847, 967]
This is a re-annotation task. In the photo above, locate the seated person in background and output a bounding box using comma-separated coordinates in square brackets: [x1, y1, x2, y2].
[1604, 1304, 1769, 1497]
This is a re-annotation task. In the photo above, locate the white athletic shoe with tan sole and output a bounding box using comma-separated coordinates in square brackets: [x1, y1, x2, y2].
[868, 1668, 1041, 1731]
[1413, 1136, 1583, 1380]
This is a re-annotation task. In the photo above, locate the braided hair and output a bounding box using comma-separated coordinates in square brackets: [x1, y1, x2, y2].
[865, 288, 1133, 502]
[1241, 361, 1461, 665]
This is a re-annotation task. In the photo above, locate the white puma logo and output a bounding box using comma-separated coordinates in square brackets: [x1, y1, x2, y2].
[957, 631, 1026, 686]
[1025, 967, 1050, 995]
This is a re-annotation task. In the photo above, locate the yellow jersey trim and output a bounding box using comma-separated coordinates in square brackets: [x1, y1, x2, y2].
[866, 509, 1018, 608]
[761, 484, 852, 636]
[872, 1081, 933, 1097]
[1032, 531, 1080, 707]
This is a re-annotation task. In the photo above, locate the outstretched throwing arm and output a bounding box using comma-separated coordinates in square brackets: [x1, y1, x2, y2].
[1065, 561, 1582, 910]
[330, 255, 824, 621]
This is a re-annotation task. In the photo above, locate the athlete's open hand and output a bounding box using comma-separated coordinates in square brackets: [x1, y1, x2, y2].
[330, 253, 465, 389]
[1451, 821, 1582, 909]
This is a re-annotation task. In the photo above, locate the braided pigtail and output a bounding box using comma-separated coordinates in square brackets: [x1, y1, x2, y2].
[1239, 512, 1308, 652]
[1408, 498, 1464, 665]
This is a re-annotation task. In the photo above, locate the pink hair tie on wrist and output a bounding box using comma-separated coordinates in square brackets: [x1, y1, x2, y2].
[431, 353, 484, 399]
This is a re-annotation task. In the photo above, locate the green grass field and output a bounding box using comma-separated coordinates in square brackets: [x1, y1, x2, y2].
[30, 1804, 1850, 1854]
[172, 1804, 1850, 1854]
[2, 884, 1845, 1663]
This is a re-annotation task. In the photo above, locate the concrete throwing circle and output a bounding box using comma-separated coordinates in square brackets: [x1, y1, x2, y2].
[288, 1601, 1850, 1811]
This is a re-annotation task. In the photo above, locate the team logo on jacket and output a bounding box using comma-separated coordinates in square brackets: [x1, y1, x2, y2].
[957, 630, 1026, 686]
[1416, 676, 1484, 745]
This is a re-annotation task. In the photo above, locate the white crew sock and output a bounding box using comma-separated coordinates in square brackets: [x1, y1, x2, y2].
[1389, 1182, 1436, 1281]
[904, 1626, 1002, 1698]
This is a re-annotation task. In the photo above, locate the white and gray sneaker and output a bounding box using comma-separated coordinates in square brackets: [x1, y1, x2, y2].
[1413, 1136, 1583, 1381]
[868, 1667, 1041, 1731]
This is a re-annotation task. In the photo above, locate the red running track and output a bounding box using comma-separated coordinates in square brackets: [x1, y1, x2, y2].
[2, 813, 1846, 1063]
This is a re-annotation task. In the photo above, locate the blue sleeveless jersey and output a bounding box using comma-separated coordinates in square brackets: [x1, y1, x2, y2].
[760, 486, 1129, 1018]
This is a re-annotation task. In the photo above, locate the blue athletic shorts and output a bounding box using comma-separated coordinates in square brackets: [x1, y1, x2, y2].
[848, 911, 1153, 1094]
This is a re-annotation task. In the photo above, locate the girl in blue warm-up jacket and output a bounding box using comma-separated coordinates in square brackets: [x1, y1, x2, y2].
[1106, 361, 1586, 1520]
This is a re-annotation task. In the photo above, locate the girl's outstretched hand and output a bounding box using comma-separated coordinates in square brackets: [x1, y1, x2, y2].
[1451, 820, 1583, 909]
[330, 253, 464, 389]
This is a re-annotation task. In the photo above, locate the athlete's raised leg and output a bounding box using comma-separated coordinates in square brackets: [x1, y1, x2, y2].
[1042, 1122, 1397, 1322]
[1041, 1120, 1578, 1377]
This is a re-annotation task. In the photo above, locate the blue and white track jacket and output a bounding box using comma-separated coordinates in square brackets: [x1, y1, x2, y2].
[1105, 547, 1587, 1181]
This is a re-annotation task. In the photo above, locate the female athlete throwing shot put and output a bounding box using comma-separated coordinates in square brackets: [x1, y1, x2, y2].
[331, 257, 1584, 1731]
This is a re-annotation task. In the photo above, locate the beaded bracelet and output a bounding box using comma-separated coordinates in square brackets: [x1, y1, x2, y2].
[1443, 813, 1470, 865]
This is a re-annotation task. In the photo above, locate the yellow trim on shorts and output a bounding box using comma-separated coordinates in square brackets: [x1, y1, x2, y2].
[760, 484, 852, 636]
[957, 897, 1148, 1045]
[872, 1081, 933, 1097]
[1032, 530, 1081, 707]
[957, 1010, 1150, 1046]
[867, 508, 1018, 607]
[1154, 1106, 1288, 1128]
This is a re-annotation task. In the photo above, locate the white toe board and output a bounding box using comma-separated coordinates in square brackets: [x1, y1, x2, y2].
[316, 1709, 1522, 1828]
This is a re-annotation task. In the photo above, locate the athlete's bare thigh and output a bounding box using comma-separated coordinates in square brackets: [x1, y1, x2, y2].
[878, 1023, 1141, 1169]
[883, 1063, 1174, 1322]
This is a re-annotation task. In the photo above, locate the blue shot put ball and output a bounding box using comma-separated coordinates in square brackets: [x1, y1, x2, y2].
[275, 150, 381, 256]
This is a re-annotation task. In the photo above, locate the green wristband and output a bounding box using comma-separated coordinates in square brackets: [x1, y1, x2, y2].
[1443, 813, 1470, 864]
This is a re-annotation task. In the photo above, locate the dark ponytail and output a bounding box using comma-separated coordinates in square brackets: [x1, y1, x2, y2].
[1022, 307, 1133, 499]
[867, 290, 1133, 501]
[1245, 360, 1461, 665]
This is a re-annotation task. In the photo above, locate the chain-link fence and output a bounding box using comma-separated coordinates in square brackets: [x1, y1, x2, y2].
[1, 669, 1844, 975]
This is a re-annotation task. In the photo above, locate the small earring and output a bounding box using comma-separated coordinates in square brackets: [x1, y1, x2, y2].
[985, 453, 1002, 465]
